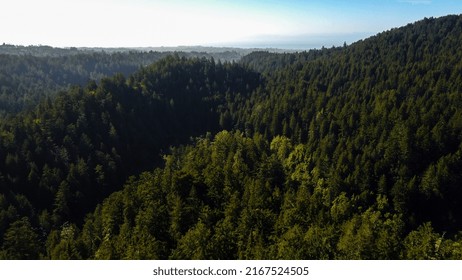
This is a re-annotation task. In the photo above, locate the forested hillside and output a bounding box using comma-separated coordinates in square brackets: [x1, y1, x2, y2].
[0, 47, 242, 115]
[0, 56, 261, 259]
[1, 15, 462, 259]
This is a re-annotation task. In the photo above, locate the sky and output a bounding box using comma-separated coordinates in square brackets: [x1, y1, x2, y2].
[1, 0, 462, 49]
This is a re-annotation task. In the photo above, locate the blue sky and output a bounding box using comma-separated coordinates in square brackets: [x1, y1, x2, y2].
[1, 0, 462, 49]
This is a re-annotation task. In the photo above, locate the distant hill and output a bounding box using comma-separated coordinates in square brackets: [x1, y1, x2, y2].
[0, 44, 269, 115]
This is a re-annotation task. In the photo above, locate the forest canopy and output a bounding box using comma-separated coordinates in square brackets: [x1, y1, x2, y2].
[1, 15, 462, 259]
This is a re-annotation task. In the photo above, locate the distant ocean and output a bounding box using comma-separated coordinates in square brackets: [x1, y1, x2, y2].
[221, 32, 373, 51]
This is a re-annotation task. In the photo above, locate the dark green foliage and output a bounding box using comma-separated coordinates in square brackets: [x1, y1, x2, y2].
[0, 51, 162, 115]
[0, 48, 245, 115]
[1, 217, 40, 259]
[0, 56, 260, 259]
[2, 15, 462, 259]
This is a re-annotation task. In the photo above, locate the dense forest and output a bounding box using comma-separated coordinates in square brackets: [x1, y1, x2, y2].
[0, 45, 244, 115]
[1, 15, 462, 259]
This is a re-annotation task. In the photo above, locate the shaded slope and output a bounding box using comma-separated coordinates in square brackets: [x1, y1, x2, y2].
[0, 56, 261, 259]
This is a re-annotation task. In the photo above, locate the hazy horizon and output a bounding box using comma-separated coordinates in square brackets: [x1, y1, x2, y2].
[2, 0, 462, 49]
[1, 32, 373, 51]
